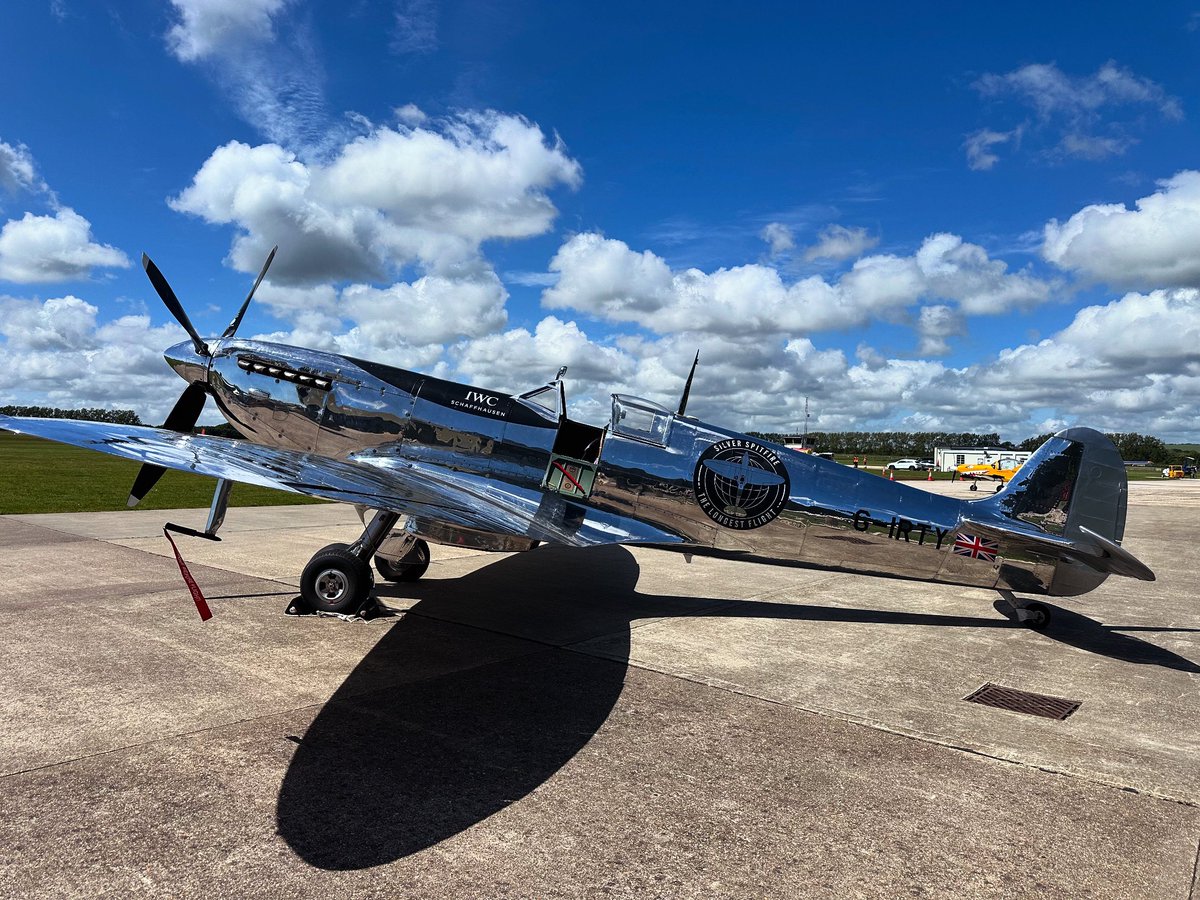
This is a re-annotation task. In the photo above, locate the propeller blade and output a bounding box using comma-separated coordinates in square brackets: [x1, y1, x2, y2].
[222, 245, 277, 339]
[127, 383, 208, 507]
[142, 253, 208, 357]
[128, 463, 168, 509]
[162, 381, 208, 432]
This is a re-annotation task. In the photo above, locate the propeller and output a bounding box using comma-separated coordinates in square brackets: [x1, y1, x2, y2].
[127, 247, 278, 508]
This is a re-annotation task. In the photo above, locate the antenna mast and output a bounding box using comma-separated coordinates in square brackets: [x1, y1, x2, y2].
[677, 351, 700, 417]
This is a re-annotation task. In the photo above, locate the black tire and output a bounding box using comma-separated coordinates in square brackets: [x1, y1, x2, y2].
[375, 539, 431, 582]
[969, 482, 978, 491]
[300, 544, 373, 614]
[1023, 601, 1051, 631]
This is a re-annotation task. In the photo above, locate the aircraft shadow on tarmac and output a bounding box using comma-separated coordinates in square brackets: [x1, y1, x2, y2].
[275, 544, 1198, 871]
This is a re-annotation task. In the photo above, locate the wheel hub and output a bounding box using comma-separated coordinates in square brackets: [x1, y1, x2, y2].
[315, 568, 349, 602]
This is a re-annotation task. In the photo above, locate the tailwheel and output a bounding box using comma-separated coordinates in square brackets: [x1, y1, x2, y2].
[301, 543, 374, 614]
[1019, 601, 1051, 631]
[375, 539, 431, 582]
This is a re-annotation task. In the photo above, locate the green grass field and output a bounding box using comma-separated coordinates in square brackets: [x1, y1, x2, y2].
[0, 433, 326, 514]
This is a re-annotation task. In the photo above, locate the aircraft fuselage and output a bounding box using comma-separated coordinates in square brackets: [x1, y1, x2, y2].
[193, 338, 1098, 597]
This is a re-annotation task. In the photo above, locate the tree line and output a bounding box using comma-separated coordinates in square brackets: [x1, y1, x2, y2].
[0, 406, 244, 438]
[750, 429, 1183, 464]
[0, 406, 143, 425]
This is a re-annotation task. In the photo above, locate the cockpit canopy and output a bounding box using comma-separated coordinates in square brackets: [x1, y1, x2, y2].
[611, 394, 673, 445]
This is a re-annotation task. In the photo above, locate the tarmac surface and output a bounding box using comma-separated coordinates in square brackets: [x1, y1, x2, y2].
[1, 480, 1198, 898]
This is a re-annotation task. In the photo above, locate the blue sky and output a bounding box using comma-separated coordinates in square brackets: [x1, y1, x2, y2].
[2, 1, 1200, 440]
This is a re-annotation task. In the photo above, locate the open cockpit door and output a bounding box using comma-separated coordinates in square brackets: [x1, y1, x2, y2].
[518, 379, 606, 500]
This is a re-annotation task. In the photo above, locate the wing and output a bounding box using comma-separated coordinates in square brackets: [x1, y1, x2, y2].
[0, 416, 681, 548]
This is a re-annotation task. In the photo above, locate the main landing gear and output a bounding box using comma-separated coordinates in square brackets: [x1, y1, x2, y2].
[298, 511, 431, 615]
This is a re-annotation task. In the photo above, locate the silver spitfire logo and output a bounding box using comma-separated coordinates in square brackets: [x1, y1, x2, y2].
[693, 439, 790, 529]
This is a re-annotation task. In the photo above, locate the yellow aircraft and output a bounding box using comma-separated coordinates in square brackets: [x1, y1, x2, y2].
[953, 456, 1026, 491]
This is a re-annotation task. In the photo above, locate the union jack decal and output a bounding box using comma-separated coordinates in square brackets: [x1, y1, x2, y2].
[952, 533, 999, 562]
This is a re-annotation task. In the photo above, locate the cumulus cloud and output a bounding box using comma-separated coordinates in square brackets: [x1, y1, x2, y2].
[340, 268, 508, 347]
[975, 61, 1182, 122]
[0, 140, 44, 197]
[1043, 170, 1200, 289]
[0, 208, 130, 283]
[542, 232, 1049, 336]
[969, 61, 1182, 166]
[802, 224, 879, 262]
[169, 113, 581, 284]
[0, 296, 186, 420]
[915, 305, 967, 356]
[963, 127, 1021, 171]
[394, 103, 428, 126]
[759, 222, 795, 255]
[913, 233, 1050, 314]
[0, 295, 99, 350]
[248, 264, 512, 374]
[166, 0, 292, 62]
[455, 316, 634, 389]
[1037, 287, 1200, 374]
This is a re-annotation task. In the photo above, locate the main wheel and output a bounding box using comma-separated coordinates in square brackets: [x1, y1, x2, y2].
[375, 539, 430, 582]
[300, 544, 373, 614]
[969, 482, 978, 491]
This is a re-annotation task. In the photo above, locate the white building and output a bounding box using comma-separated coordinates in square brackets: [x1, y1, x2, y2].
[932, 446, 1032, 473]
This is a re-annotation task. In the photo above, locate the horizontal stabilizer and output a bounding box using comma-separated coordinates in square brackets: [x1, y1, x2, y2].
[961, 517, 1155, 583]
[1075, 526, 1156, 581]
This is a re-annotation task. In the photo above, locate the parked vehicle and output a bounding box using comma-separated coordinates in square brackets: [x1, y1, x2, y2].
[887, 458, 923, 470]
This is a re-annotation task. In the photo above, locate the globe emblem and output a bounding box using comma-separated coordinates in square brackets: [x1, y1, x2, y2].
[693, 440, 790, 529]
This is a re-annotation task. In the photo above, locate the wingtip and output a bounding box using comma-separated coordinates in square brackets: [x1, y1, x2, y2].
[127, 494, 141, 508]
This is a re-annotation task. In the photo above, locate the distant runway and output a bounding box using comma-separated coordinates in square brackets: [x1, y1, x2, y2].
[1, 483, 1197, 896]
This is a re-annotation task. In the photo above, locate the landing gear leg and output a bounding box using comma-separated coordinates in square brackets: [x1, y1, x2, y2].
[299, 510, 399, 614]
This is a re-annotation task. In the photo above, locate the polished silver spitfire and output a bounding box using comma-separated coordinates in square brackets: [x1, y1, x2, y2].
[0, 250, 1154, 622]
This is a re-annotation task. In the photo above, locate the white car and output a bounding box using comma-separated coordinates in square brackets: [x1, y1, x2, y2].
[887, 458, 922, 470]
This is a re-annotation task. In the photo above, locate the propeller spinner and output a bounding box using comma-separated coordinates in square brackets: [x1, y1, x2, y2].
[127, 247, 278, 507]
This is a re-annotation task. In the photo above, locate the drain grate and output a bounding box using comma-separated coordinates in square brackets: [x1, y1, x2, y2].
[963, 683, 1081, 720]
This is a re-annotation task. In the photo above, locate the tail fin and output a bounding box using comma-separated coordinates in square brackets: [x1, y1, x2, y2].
[968, 428, 1153, 595]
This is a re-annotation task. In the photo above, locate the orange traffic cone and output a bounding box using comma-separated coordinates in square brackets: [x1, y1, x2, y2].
[889, 470, 894, 481]
[927, 468, 933, 481]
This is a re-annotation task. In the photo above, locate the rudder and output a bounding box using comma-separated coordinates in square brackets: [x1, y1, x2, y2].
[981, 427, 1136, 595]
